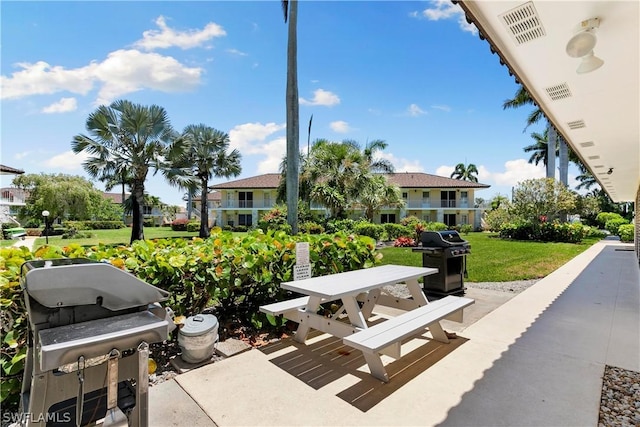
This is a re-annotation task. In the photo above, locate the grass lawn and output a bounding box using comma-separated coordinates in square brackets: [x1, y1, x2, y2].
[378, 232, 601, 282]
[34, 227, 200, 247]
[0, 240, 17, 248]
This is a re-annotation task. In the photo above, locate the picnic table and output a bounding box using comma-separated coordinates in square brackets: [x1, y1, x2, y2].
[260, 264, 474, 382]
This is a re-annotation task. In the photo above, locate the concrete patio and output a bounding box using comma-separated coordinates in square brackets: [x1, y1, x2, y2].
[148, 239, 639, 426]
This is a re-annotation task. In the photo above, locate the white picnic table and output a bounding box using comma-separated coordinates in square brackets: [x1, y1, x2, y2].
[260, 264, 474, 382]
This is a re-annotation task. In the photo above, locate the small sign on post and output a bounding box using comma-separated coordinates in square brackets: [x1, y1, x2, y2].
[294, 242, 311, 281]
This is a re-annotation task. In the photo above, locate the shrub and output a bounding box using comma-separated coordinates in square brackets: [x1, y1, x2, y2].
[500, 221, 587, 243]
[233, 225, 248, 232]
[484, 208, 512, 232]
[400, 215, 421, 227]
[62, 230, 94, 239]
[171, 218, 189, 231]
[618, 224, 634, 242]
[596, 212, 624, 227]
[63, 220, 88, 231]
[383, 223, 412, 241]
[354, 222, 384, 241]
[605, 218, 629, 235]
[325, 218, 358, 234]
[424, 221, 448, 231]
[300, 221, 324, 234]
[393, 236, 416, 247]
[459, 224, 473, 235]
[186, 221, 200, 232]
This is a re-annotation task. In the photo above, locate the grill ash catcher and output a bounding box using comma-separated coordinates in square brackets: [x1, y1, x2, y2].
[412, 230, 471, 297]
[19, 258, 175, 427]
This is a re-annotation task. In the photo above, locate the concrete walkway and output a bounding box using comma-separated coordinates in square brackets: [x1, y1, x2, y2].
[9, 235, 37, 251]
[146, 240, 638, 425]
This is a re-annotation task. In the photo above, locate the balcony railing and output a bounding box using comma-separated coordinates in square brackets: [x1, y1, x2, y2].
[440, 200, 456, 208]
[221, 200, 275, 209]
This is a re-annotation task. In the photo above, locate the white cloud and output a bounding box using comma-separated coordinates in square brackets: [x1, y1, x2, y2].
[330, 120, 350, 133]
[43, 150, 89, 171]
[299, 89, 340, 107]
[42, 97, 77, 113]
[256, 137, 286, 174]
[133, 16, 226, 51]
[407, 103, 427, 117]
[226, 48, 247, 56]
[15, 151, 33, 160]
[379, 152, 425, 173]
[93, 49, 203, 104]
[228, 122, 286, 154]
[1, 61, 96, 99]
[411, 0, 477, 35]
[1, 50, 203, 104]
[431, 104, 451, 112]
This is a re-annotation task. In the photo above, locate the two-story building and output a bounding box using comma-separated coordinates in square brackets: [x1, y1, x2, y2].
[0, 164, 26, 225]
[209, 172, 490, 229]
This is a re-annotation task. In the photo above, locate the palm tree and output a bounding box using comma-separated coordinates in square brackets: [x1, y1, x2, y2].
[503, 85, 571, 185]
[72, 100, 174, 243]
[282, 0, 300, 234]
[166, 124, 241, 238]
[450, 163, 479, 182]
[357, 174, 404, 222]
[575, 170, 597, 191]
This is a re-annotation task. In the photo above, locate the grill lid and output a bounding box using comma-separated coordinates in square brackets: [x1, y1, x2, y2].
[420, 230, 468, 247]
[21, 259, 169, 311]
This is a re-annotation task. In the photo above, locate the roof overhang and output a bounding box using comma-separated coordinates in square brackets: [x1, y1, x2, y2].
[457, 1, 639, 202]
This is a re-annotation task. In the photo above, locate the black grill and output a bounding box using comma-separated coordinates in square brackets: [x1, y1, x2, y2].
[412, 230, 471, 296]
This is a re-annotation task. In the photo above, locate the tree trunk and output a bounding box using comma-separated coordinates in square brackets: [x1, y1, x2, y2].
[200, 178, 210, 238]
[121, 178, 126, 224]
[130, 181, 145, 243]
[546, 124, 556, 179]
[187, 191, 193, 220]
[559, 137, 568, 186]
[285, 0, 300, 234]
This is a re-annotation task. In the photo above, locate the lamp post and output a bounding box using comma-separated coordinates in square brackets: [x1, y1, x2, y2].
[42, 210, 50, 244]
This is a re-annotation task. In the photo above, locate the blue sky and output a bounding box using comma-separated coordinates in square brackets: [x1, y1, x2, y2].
[1, 0, 575, 208]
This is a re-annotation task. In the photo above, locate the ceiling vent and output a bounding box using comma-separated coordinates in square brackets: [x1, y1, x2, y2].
[588, 155, 600, 160]
[567, 120, 586, 129]
[593, 165, 604, 169]
[499, 2, 546, 45]
[579, 141, 595, 147]
[545, 83, 572, 101]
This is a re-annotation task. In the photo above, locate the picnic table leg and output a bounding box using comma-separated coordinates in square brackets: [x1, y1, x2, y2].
[342, 296, 367, 329]
[360, 288, 382, 319]
[293, 295, 322, 343]
[405, 279, 450, 343]
[427, 321, 450, 343]
[362, 352, 389, 383]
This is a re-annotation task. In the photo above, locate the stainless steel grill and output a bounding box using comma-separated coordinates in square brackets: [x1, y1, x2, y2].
[19, 258, 174, 427]
[412, 230, 471, 296]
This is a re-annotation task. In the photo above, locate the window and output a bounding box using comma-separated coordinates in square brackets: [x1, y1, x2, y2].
[238, 214, 252, 226]
[226, 193, 233, 208]
[142, 206, 153, 215]
[461, 214, 468, 225]
[460, 191, 468, 207]
[440, 191, 456, 207]
[1, 190, 13, 202]
[380, 213, 396, 224]
[402, 192, 408, 199]
[264, 193, 271, 207]
[239, 192, 253, 208]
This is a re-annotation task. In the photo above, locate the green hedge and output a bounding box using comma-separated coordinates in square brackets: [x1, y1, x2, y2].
[499, 221, 588, 243]
[64, 220, 126, 230]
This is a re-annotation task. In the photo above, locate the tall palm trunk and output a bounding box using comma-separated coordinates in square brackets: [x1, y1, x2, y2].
[285, 0, 299, 234]
[200, 178, 210, 238]
[559, 137, 569, 186]
[131, 182, 145, 243]
[546, 125, 557, 179]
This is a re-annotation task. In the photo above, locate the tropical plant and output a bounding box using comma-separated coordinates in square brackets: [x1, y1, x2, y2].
[282, 0, 300, 234]
[510, 178, 577, 223]
[71, 100, 175, 243]
[450, 163, 479, 182]
[166, 124, 241, 238]
[357, 175, 404, 221]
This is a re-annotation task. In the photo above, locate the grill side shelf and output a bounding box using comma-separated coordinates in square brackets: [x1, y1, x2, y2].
[38, 311, 169, 372]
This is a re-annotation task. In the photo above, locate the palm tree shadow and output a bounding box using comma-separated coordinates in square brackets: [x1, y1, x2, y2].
[259, 329, 469, 412]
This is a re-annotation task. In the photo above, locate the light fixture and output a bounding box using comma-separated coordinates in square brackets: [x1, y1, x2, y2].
[607, 167, 613, 175]
[42, 210, 50, 244]
[566, 18, 604, 74]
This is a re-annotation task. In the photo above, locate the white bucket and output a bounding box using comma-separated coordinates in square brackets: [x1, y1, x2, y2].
[178, 314, 219, 364]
